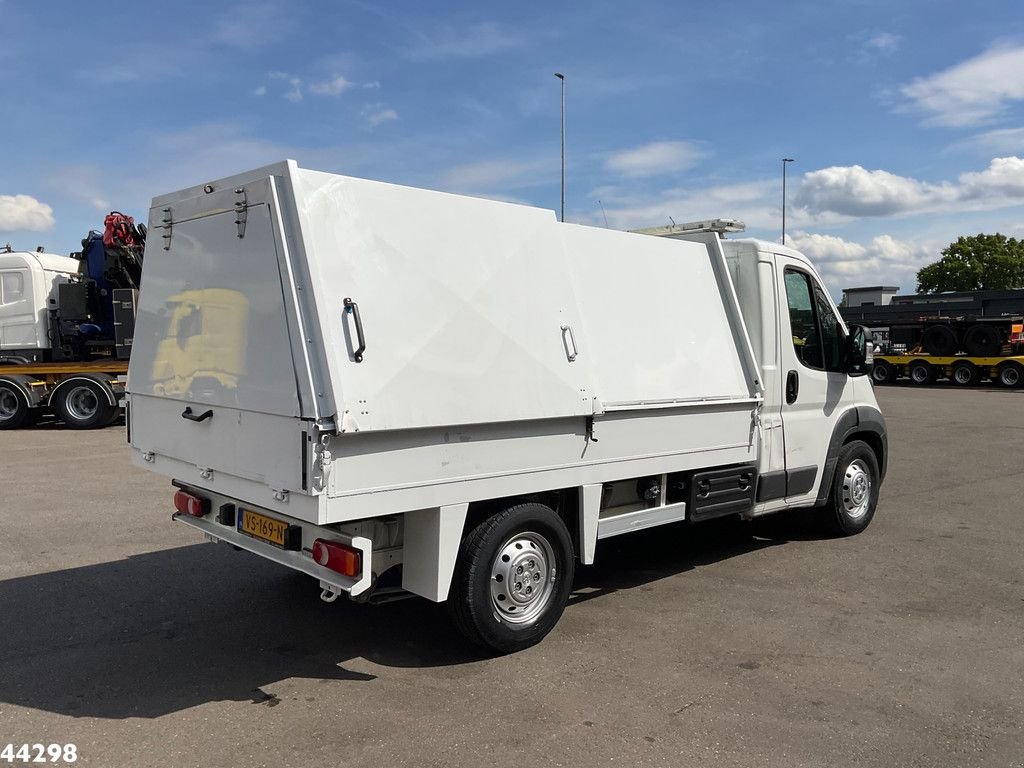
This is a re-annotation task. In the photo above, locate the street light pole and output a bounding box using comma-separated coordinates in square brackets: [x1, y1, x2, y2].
[554, 72, 565, 222]
[782, 157, 794, 244]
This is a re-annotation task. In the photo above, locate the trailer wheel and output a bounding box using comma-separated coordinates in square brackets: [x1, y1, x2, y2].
[964, 324, 1002, 357]
[448, 502, 574, 654]
[908, 360, 936, 385]
[53, 380, 118, 429]
[951, 361, 980, 386]
[821, 440, 880, 536]
[870, 360, 895, 385]
[0, 381, 30, 429]
[922, 324, 958, 356]
[997, 361, 1024, 388]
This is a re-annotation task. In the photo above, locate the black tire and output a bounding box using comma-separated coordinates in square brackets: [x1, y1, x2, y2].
[821, 440, 881, 536]
[921, 324, 958, 356]
[53, 380, 118, 429]
[0, 381, 30, 429]
[950, 361, 980, 386]
[963, 324, 1002, 357]
[871, 360, 895, 385]
[997, 361, 1024, 388]
[448, 502, 574, 654]
[908, 360, 936, 385]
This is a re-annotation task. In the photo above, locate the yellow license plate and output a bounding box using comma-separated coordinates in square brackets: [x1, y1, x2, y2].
[238, 509, 290, 547]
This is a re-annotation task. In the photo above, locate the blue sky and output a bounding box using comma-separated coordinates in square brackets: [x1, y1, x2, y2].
[2, 0, 1024, 296]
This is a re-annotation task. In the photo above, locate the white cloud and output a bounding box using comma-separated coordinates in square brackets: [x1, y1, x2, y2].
[946, 127, 1024, 155]
[407, 22, 529, 60]
[590, 178, 838, 232]
[797, 165, 957, 216]
[440, 158, 549, 194]
[866, 32, 901, 53]
[213, 3, 283, 48]
[787, 230, 937, 292]
[959, 156, 1024, 197]
[364, 107, 398, 128]
[899, 44, 1024, 127]
[309, 75, 352, 96]
[605, 141, 706, 178]
[0, 195, 55, 232]
[252, 85, 267, 97]
[269, 71, 302, 102]
[797, 157, 1024, 217]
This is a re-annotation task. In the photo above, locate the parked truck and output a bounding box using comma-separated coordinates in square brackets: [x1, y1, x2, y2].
[126, 161, 887, 652]
[864, 317, 1024, 387]
[0, 216, 144, 428]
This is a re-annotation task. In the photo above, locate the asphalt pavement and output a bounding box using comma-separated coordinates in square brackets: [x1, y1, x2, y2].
[1, 385, 1022, 768]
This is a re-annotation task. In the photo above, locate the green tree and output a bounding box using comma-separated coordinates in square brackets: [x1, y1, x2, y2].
[916, 233, 1024, 293]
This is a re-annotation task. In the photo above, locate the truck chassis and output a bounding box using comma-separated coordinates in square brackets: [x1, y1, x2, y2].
[871, 354, 1024, 387]
[0, 360, 127, 429]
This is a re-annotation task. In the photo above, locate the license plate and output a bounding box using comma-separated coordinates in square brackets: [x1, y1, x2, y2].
[238, 508, 292, 548]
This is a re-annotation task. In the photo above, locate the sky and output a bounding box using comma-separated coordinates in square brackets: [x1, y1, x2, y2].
[2, 0, 1024, 297]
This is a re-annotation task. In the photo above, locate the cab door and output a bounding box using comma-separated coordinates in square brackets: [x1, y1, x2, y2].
[777, 257, 854, 504]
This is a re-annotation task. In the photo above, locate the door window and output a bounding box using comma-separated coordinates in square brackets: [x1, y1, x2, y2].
[784, 270, 823, 369]
[784, 269, 847, 373]
[813, 282, 844, 372]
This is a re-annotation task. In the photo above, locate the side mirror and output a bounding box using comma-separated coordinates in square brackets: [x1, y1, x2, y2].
[845, 324, 870, 376]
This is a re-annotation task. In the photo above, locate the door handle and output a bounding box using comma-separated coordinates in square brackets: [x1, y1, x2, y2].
[560, 324, 578, 362]
[343, 297, 366, 363]
[182, 407, 213, 422]
[786, 370, 799, 404]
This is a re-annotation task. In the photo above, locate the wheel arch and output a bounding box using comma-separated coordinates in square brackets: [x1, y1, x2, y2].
[814, 406, 888, 505]
[0, 374, 41, 408]
[47, 374, 118, 407]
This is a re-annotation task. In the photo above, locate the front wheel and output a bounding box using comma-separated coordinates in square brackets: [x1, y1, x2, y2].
[821, 440, 881, 536]
[871, 360, 895, 385]
[448, 502, 574, 654]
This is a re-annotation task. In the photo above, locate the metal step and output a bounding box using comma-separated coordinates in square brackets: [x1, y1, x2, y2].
[597, 501, 687, 540]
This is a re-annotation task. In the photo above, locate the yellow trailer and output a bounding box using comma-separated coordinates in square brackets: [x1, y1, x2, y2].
[871, 354, 1024, 387]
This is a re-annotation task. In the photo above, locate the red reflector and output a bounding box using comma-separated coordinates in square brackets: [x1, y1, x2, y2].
[311, 538, 361, 578]
[174, 490, 209, 517]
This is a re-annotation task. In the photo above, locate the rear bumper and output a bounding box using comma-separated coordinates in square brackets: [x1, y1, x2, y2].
[172, 511, 373, 597]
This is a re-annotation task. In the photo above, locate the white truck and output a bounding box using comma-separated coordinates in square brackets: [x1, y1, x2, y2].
[0, 248, 129, 429]
[126, 160, 887, 653]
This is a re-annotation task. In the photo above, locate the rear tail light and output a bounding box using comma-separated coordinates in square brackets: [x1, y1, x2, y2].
[174, 490, 210, 518]
[312, 539, 362, 578]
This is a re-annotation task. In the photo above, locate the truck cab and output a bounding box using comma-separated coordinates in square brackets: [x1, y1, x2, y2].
[0, 249, 79, 361]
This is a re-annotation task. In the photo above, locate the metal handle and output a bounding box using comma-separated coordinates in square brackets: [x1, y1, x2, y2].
[560, 324, 578, 362]
[182, 407, 213, 422]
[344, 297, 366, 363]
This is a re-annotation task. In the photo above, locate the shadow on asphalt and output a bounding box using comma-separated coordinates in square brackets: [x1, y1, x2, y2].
[0, 511, 823, 719]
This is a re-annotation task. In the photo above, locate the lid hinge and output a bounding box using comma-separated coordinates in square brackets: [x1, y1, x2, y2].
[161, 207, 173, 250]
[234, 187, 248, 239]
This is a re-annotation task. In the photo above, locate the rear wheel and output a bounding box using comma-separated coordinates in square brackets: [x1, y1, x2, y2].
[821, 440, 880, 536]
[908, 360, 936, 385]
[871, 360, 895, 385]
[448, 502, 574, 654]
[997, 361, 1024, 388]
[0, 382, 29, 429]
[951, 361, 980, 386]
[53, 380, 118, 429]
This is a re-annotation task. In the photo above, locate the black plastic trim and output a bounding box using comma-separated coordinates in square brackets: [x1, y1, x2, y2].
[786, 466, 818, 496]
[756, 466, 819, 501]
[813, 406, 888, 505]
[757, 471, 787, 502]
